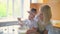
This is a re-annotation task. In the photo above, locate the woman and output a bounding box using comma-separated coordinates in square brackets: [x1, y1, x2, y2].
[26, 5, 52, 34]
[38, 5, 52, 34]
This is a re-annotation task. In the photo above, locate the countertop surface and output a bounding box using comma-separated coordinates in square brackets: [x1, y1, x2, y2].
[53, 23, 60, 29]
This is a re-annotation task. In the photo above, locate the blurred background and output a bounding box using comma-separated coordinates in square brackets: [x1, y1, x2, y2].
[0, 0, 60, 34]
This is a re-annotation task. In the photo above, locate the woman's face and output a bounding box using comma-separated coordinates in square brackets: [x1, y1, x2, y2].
[39, 12, 43, 20]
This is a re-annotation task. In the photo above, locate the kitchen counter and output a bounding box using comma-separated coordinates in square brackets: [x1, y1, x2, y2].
[53, 23, 60, 29]
[51, 20, 60, 29]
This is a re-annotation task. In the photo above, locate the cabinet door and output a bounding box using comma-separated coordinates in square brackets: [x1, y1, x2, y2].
[48, 0, 60, 20]
[30, 3, 42, 14]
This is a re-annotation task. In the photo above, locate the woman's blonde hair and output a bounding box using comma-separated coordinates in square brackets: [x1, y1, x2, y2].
[41, 5, 52, 24]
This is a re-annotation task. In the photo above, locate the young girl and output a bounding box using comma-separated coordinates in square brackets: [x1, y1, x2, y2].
[18, 8, 38, 34]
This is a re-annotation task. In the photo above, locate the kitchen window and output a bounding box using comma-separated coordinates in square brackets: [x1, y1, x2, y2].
[0, 0, 30, 22]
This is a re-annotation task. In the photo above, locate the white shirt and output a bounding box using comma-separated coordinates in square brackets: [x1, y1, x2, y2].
[23, 19, 38, 29]
[34, 15, 39, 22]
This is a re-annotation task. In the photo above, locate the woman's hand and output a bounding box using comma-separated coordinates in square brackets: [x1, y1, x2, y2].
[26, 28, 39, 34]
[26, 29, 36, 34]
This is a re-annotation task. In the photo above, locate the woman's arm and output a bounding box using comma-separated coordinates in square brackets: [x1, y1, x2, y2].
[26, 29, 40, 34]
[26, 27, 40, 34]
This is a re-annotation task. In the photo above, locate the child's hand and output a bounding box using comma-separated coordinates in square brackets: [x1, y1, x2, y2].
[17, 18, 21, 21]
[17, 18, 23, 26]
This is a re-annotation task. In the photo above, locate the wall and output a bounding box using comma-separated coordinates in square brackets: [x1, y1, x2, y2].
[38, 0, 60, 20]
[30, 3, 42, 14]
[37, 0, 48, 3]
[47, 0, 60, 20]
[37, 0, 43, 3]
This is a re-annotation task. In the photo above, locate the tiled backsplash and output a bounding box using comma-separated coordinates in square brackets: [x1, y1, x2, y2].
[51, 20, 60, 25]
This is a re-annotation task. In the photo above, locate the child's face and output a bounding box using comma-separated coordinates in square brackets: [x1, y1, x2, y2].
[29, 13, 35, 20]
